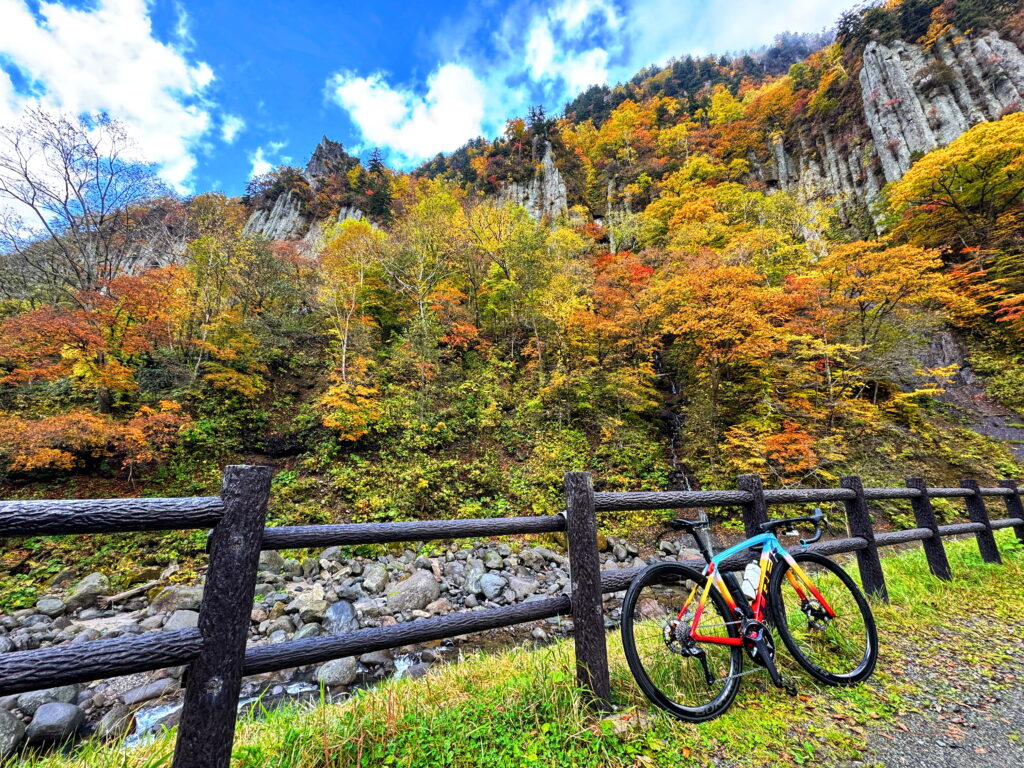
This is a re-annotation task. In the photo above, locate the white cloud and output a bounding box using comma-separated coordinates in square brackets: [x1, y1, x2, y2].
[329, 63, 487, 166]
[0, 0, 217, 192]
[327, 0, 859, 166]
[249, 140, 289, 178]
[221, 114, 245, 144]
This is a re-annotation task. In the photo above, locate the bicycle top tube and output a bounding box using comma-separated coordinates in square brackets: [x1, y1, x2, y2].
[708, 532, 784, 569]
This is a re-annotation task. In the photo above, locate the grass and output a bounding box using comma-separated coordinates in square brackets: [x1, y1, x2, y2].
[7, 531, 1023, 768]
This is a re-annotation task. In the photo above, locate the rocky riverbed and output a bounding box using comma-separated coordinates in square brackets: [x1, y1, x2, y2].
[0, 535, 699, 758]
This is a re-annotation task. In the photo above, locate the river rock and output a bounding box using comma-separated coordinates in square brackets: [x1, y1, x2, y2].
[361, 563, 389, 594]
[64, 572, 109, 612]
[26, 702, 84, 745]
[323, 601, 357, 633]
[482, 551, 503, 569]
[258, 550, 286, 574]
[17, 685, 77, 717]
[507, 576, 538, 601]
[96, 704, 135, 741]
[519, 548, 547, 571]
[122, 678, 178, 706]
[293, 623, 321, 640]
[0, 637, 13, 654]
[479, 573, 507, 601]
[163, 610, 200, 631]
[148, 585, 204, 615]
[386, 571, 439, 613]
[35, 598, 65, 618]
[425, 598, 453, 615]
[464, 561, 485, 594]
[316, 657, 358, 687]
[0, 710, 25, 759]
[298, 599, 329, 623]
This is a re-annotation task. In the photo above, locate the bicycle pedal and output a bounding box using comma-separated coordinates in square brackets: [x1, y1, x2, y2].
[783, 679, 798, 697]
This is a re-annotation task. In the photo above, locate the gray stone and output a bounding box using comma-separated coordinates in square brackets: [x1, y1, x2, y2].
[464, 561, 486, 594]
[361, 563, 389, 594]
[26, 702, 83, 745]
[353, 598, 382, 619]
[507, 577, 538, 601]
[258, 550, 286, 574]
[0, 637, 12, 654]
[122, 678, 177, 706]
[64, 572, 109, 612]
[612, 544, 628, 561]
[265, 616, 293, 635]
[316, 657, 358, 687]
[482, 551, 503, 569]
[293, 623, 321, 640]
[148, 585, 203, 615]
[498, 141, 568, 220]
[35, 598, 65, 618]
[424, 598, 453, 615]
[163, 610, 200, 631]
[386, 571, 439, 613]
[323, 601, 357, 633]
[96, 704, 135, 741]
[479, 573, 507, 601]
[298, 599, 329, 623]
[17, 685, 77, 717]
[358, 649, 392, 666]
[139, 615, 164, 631]
[0, 709, 25, 759]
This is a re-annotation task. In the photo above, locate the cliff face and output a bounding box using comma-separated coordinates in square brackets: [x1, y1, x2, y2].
[758, 28, 1024, 226]
[498, 142, 569, 220]
[242, 189, 307, 241]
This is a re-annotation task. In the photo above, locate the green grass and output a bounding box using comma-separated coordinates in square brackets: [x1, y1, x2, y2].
[7, 531, 1023, 768]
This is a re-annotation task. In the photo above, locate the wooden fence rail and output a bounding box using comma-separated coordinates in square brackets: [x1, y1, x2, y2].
[0, 467, 1022, 766]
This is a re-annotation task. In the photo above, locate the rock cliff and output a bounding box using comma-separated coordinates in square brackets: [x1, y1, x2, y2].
[757, 28, 1024, 227]
[498, 142, 569, 220]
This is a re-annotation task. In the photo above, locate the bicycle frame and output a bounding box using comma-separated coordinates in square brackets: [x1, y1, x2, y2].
[682, 533, 836, 647]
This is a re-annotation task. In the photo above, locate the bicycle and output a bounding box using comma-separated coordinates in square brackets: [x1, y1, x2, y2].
[620, 509, 878, 722]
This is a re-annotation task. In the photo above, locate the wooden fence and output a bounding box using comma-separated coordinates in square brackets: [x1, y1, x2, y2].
[0, 467, 1022, 766]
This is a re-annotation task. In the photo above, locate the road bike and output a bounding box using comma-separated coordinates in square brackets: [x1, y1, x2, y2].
[621, 509, 878, 722]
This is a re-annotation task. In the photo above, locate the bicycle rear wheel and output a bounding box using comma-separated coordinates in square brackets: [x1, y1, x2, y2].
[768, 551, 877, 685]
[621, 562, 743, 722]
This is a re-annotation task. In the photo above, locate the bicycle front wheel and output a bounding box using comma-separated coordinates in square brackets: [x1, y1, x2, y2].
[621, 562, 743, 722]
[768, 551, 878, 685]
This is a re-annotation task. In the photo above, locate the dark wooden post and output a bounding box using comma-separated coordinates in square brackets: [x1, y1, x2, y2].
[998, 479, 1024, 545]
[960, 478, 1001, 564]
[905, 478, 951, 581]
[840, 476, 888, 602]
[173, 465, 272, 768]
[737, 474, 768, 538]
[564, 471, 611, 712]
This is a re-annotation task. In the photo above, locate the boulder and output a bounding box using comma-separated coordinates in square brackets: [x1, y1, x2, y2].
[298, 599, 330, 624]
[0, 710, 25, 759]
[64, 573, 109, 612]
[293, 623, 321, 640]
[316, 657, 358, 687]
[507, 577, 538, 601]
[163, 610, 200, 631]
[519, 548, 547, 571]
[258, 550, 286, 574]
[323, 601, 357, 634]
[35, 598, 65, 618]
[361, 563, 389, 594]
[148, 585, 204, 615]
[386, 571, 439, 613]
[482, 551, 503, 569]
[96, 704, 135, 741]
[26, 702, 84, 745]
[479, 573, 507, 601]
[122, 678, 178, 706]
[464, 562, 486, 594]
[17, 685, 77, 717]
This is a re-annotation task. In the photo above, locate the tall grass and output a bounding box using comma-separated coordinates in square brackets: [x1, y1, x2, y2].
[8, 531, 1022, 768]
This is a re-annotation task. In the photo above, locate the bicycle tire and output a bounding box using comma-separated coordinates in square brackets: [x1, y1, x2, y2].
[621, 562, 743, 721]
[768, 551, 878, 685]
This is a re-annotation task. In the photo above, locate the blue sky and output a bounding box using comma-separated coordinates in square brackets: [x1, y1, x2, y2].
[0, 0, 857, 196]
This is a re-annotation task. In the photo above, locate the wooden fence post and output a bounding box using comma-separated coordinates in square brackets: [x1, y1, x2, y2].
[998, 479, 1024, 546]
[905, 478, 951, 581]
[737, 474, 768, 538]
[960, 478, 1001, 565]
[564, 471, 612, 712]
[840, 476, 888, 602]
[173, 465, 272, 768]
